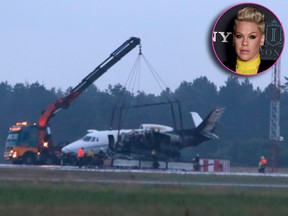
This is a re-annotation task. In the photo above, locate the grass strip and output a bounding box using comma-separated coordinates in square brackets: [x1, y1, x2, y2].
[1, 181, 288, 216]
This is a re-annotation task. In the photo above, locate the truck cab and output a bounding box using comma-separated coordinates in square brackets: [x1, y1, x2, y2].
[4, 122, 38, 164]
[4, 122, 57, 164]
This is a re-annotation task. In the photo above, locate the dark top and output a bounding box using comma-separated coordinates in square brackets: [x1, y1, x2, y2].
[223, 59, 276, 74]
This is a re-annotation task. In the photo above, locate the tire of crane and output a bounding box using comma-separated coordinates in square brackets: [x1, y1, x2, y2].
[23, 153, 36, 165]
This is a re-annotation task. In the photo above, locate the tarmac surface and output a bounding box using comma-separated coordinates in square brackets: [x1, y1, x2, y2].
[1, 163, 288, 188]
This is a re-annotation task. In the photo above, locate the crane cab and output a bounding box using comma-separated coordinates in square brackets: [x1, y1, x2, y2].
[4, 122, 55, 164]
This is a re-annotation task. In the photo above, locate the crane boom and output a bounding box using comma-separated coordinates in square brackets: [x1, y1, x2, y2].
[39, 37, 141, 128]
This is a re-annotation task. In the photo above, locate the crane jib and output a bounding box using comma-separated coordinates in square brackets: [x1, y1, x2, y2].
[39, 37, 141, 128]
[72, 37, 141, 94]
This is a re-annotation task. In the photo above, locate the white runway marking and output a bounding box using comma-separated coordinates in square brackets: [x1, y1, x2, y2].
[1, 163, 288, 188]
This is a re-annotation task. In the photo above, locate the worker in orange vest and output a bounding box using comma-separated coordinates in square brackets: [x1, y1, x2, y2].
[77, 147, 85, 168]
[258, 156, 267, 173]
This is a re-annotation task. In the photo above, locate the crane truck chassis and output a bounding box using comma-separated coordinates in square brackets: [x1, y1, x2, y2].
[4, 37, 141, 165]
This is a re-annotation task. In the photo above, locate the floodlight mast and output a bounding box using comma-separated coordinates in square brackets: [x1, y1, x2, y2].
[270, 59, 281, 172]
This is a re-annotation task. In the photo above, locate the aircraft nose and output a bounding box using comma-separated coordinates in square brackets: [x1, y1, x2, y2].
[61, 146, 69, 154]
[61, 143, 75, 154]
[61, 140, 81, 154]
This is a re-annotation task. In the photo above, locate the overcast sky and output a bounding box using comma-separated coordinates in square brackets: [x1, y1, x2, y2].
[0, 0, 287, 95]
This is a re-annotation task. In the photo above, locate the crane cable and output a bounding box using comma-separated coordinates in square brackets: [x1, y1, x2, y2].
[112, 46, 183, 131]
[123, 45, 173, 100]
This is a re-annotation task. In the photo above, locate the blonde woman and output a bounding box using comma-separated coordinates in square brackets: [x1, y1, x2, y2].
[224, 6, 275, 75]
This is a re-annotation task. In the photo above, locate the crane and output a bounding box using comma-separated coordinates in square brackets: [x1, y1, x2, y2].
[4, 37, 141, 165]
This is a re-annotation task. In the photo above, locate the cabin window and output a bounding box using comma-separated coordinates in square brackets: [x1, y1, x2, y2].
[83, 136, 91, 142]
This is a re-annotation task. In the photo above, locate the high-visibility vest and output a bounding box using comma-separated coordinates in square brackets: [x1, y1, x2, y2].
[261, 158, 267, 165]
[77, 148, 85, 158]
[260, 158, 267, 165]
[87, 150, 95, 157]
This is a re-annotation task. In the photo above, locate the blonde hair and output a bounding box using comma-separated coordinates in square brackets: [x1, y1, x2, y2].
[234, 6, 265, 34]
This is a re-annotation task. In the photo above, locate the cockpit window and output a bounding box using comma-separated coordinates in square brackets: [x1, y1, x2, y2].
[5, 133, 19, 147]
[82, 136, 92, 142]
[7, 133, 19, 142]
[91, 137, 96, 142]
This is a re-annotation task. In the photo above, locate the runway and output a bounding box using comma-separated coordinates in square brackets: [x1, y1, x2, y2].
[1, 163, 288, 189]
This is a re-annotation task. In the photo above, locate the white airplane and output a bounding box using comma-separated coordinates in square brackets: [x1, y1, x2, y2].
[61, 124, 172, 154]
[61, 108, 224, 160]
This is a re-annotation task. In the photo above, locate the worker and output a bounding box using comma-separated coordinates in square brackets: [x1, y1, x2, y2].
[192, 154, 201, 171]
[77, 147, 85, 168]
[151, 149, 159, 169]
[95, 148, 106, 168]
[86, 149, 95, 167]
[258, 156, 267, 173]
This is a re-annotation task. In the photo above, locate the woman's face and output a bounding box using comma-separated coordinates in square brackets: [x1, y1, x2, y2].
[234, 21, 264, 62]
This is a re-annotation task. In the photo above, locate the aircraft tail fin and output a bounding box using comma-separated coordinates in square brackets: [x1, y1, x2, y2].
[193, 107, 224, 139]
[190, 112, 203, 128]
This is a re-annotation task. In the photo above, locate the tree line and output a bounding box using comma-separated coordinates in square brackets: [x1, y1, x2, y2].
[0, 76, 288, 167]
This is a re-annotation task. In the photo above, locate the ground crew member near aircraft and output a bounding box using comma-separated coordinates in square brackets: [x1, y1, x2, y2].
[258, 156, 267, 173]
[86, 149, 95, 166]
[95, 148, 105, 168]
[151, 149, 159, 169]
[77, 147, 85, 168]
[192, 154, 201, 171]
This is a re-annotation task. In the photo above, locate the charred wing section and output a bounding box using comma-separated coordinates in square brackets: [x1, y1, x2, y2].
[114, 129, 182, 160]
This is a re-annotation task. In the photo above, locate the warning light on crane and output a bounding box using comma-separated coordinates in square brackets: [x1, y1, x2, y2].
[16, 122, 28, 126]
[43, 142, 49, 148]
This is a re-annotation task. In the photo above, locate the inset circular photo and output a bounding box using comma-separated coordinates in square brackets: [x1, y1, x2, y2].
[212, 3, 284, 76]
